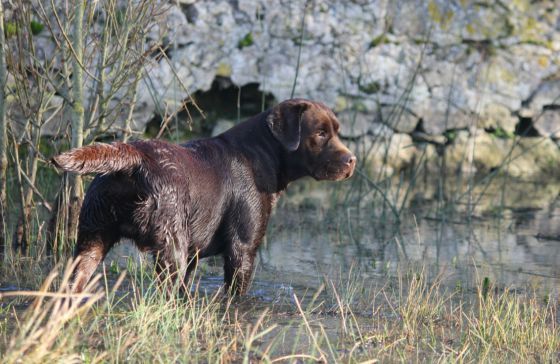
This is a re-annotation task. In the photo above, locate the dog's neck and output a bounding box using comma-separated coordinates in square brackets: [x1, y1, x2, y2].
[219, 112, 306, 194]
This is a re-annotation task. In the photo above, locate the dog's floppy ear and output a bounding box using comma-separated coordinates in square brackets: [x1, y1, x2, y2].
[266, 99, 312, 151]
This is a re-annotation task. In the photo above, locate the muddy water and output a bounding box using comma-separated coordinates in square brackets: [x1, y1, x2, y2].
[104, 177, 560, 299]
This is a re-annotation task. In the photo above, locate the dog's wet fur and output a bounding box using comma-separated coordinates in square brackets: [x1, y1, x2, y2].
[53, 98, 356, 294]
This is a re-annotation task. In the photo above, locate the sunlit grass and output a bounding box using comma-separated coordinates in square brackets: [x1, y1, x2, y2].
[1, 259, 557, 363]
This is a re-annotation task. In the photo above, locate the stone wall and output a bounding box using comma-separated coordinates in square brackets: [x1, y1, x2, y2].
[10, 0, 560, 178]
[146, 0, 558, 130]
[139, 0, 559, 178]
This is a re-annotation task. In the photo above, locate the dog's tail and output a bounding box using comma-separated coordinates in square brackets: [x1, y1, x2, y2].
[52, 142, 144, 175]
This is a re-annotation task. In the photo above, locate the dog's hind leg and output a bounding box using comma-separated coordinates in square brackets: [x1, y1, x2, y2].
[223, 245, 258, 295]
[181, 251, 200, 291]
[152, 237, 190, 295]
[72, 230, 118, 293]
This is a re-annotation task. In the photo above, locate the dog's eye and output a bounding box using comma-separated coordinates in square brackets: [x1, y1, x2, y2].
[316, 130, 327, 138]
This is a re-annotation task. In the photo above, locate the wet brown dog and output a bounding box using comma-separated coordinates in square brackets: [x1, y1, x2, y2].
[53, 98, 356, 294]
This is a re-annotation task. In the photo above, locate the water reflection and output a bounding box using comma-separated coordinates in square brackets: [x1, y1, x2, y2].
[104, 178, 560, 299]
[259, 178, 560, 296]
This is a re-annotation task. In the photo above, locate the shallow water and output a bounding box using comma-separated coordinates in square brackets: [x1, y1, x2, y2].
[2, 177, 559, 358]
[103, 177, 560, 300]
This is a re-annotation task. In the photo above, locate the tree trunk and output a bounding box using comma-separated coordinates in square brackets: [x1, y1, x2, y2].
[48, 0, 85, 253]
[68, 0, 85, 243]
[0, 2, 8, 259]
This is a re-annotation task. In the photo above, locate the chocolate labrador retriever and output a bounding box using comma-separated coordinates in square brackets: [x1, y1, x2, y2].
[53, 98, 356, 294]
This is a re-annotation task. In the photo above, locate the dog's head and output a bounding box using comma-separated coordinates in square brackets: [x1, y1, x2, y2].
[267, 98, 356, 181]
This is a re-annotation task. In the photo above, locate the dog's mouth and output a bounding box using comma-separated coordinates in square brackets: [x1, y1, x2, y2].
[313, 164, 355, 181]
[341, 167, 355, 180]
[337, 166, 355, 180]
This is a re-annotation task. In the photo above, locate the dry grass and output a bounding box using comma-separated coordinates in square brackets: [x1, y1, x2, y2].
[1, 260, 558, 363]
[1, 260, 107, 363]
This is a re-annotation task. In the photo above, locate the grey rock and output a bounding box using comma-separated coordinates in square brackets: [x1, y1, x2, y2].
[211, 119, 236, 137]
[337, 111, 372, 138]
[433, 129, 560, 179]
[338, 110, 395, 139]
[359, 133, 416, 175]
[528, 81, 560, 115]
[478, 103, 518, 134]
[369, 122, 395, 140]
[377, 105, 419, 134]
[534, 110, 560, 139]
[411, 131, 447, 145]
